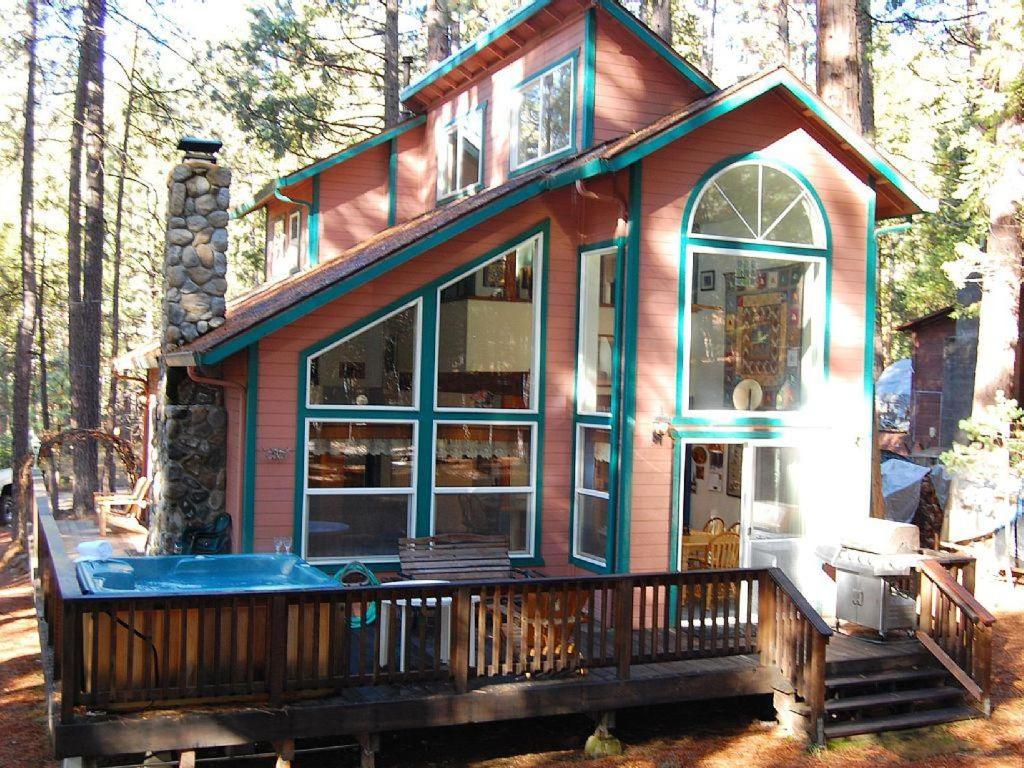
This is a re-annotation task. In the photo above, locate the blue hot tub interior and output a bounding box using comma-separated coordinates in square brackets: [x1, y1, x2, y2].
[76, 554, 334, 594]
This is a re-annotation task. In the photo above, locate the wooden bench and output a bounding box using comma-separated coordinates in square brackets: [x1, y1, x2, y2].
[398, 533, 536, 581]
[94, 476, 151, 537]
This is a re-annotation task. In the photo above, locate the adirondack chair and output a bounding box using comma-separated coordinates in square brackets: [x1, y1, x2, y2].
[94, 476, 151, 537]
[397, 533, 536, 581]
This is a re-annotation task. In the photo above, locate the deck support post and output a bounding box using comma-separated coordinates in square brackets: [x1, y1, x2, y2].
[178, 751, 196, 768]
[452, 586, 472, 693]
[273, 739, 295, 768]
[358, 732, 380, 768]
[614, 579, 634, 679]
[584, 711, 622, 757]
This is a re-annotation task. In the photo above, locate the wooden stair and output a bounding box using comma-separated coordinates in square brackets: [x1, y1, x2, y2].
[823, 639, 978, 739]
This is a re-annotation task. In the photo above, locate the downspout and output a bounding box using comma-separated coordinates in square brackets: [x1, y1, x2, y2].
[187, 365, 247, 553]
[575, 179, 629, 238]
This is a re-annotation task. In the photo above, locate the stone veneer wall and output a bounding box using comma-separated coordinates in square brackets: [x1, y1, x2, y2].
[163, 160, 231, 346]
[149, 153, 232, 553]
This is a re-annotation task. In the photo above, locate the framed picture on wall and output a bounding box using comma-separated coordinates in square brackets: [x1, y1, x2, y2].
[726, 444, 743, 497]
[699, 270, 715, 291]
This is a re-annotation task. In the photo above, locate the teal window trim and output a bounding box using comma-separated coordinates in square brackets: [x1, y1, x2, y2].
[865, 183, 878, 414]
[581, 8, 597, 150]
[509, 51, 579, 177]
[242, 343, 259, 552]
[614, 163, 643, 574]
[387, 138, 398, 227]
[569, 238, 625, 573]
[436, 102, 488, 205]
[675, 153, 834, 431]
[293, 221, 551, 567]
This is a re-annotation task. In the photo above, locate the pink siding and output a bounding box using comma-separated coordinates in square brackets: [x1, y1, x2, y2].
[628, 93, 872, 572]
[221, 352, 249, 553]
[319, 143, 390, 258]
[395, 123, 430, 223]
[592, 10, 706, 143]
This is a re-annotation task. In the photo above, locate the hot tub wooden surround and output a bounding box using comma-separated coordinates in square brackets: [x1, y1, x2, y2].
[33, 484, 992, 763]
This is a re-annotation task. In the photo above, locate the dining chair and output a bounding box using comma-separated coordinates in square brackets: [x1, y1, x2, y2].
[703, 517, 726, 535]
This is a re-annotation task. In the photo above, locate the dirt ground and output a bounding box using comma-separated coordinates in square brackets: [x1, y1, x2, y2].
[2, 530, 1022, 768]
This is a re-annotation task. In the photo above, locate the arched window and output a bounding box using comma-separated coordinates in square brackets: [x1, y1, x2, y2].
[690, 161, 826, 248]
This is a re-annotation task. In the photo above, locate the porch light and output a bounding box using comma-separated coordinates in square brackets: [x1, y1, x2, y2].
[652, 413, 671, 445]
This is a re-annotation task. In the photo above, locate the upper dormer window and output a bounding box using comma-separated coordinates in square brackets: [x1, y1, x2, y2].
[511, 55, 575, 172]
[438, 106, 485, 201]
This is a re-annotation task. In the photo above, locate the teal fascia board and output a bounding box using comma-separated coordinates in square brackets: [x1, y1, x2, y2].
[401, 0, 555, 105]
[388, 137, 399, 227]
[865, 185, 879, 409]
[242, 343, 259, 552]
[309, 175, 321, 266]
[594, 0, 715, 95]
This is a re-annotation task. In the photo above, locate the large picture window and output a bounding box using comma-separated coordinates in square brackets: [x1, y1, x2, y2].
[686, 250, 824, 412]
[573, 426, 611, 565]
[438, 106, 484, 200]
[308, 301, 419, 408]
[436, 235, 541, 410]
[511, 57, 575, 171]
[433, 423, 534, 553]
[304, 421, 416, 560]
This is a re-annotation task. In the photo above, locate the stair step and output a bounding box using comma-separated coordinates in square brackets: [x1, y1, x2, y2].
[827, 667, 947, 690]
[826, 686, 963, 712]
[824, 706, 977, 739]
[825, 651, 934, 677]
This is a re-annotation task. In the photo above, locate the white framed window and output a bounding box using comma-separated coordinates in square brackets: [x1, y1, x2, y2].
[510, 56, 575, 171]
[573, 425, 611, 566]
[577, 246, 618, 416]
[267, 216, 287, 280]
[435, 233, 542, 412]
[690, 161, 827, 249]
[683, 246, 826, 415]
[431, 421, 536, 555]
[286, 211, 302, 270]
[302, 419, 417, 562]
[438, 106, 485, 200]
[307, 299, 421, 409]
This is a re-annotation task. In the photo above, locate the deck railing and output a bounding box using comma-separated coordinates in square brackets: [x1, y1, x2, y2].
[35, 498, 829, 732]
[916, 557, 996, 714]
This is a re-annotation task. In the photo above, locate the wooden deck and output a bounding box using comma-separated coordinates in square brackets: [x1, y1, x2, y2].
[55, 514, 146, 559]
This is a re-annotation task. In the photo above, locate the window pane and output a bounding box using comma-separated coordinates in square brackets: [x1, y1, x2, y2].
[437, 240, 537, 409]
[542, 64, 572, 156]
[306, 494, 410, 558]
[435, 423, 532, 487]
[578, 427, 610, 493]
[440, 128, 459, 196]
[759, 166, 804, 235]
[307, 422, 414, 489]
[751, 446, 803, 536]
[309, 305, 417, 406]
[692, 183, 753, 239]
[434, 492, 530, 552]
[578, 249, 616, 413]
[517, 82, 542, 164]
[688, 252, 822, 411]
[764, 196, 816, 245]
[575, 494, 608, 562]
[459, 112, 483, 190]
[711, 166, 759, 235]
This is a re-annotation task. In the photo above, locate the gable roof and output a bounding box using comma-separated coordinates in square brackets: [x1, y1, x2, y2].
[896, 306, 955, 332]
[400, 0, 716, 112]
[160, 66, 933, 367]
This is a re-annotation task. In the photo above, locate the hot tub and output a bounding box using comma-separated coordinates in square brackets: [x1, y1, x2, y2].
[76, 553, 334, 594]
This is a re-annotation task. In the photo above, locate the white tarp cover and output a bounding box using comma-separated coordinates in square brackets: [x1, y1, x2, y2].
[882, 458, 930, 523]
[876, 358, 912, 431]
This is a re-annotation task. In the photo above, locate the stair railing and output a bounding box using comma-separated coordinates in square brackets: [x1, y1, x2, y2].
[916, 558, 996, 714]
[757, 567, 832, 743]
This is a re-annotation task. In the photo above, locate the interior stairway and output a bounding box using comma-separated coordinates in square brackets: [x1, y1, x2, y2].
[823, 639, 979, 739]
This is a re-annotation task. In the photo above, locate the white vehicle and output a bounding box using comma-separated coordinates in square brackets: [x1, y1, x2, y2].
[0, 467, 12, 525]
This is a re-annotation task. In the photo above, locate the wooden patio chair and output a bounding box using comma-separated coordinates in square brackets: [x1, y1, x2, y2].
[506, 588, 590, 663]
[95, 476, 151, 537]
[703, 517, 726, 535]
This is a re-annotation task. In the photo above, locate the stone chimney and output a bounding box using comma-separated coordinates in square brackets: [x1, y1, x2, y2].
[148, 137, 231, 554]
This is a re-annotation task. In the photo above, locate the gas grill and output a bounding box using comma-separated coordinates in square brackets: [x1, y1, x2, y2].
[816, 519, 921, 636]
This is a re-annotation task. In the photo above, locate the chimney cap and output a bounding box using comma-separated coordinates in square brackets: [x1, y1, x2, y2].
[177, 136, 223, 157]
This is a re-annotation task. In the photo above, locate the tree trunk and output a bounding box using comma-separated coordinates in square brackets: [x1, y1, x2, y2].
[816, 0, 861, 130]
[972, 117, 1024, 414]
[383, 0, 400, 127]
[12, 0, 39, 548]
[37, 245, 58, 511]
[856, 0, 875, 137]
[69, 0, 106, 518]
[644, 0, 673, 43]
[104, 32, 138, 492]
[705, 0, 719, 77]
[426, 0, 451, 66]
[770, 0, 790, 65]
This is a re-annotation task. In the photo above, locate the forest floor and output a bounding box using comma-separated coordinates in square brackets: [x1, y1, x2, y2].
[2, 529, 1022, 768]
